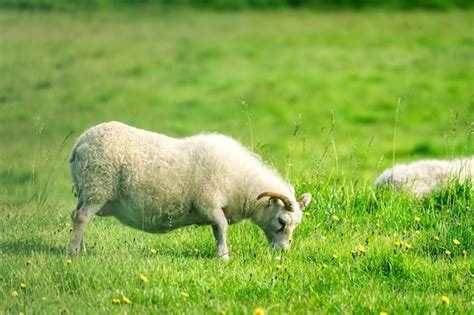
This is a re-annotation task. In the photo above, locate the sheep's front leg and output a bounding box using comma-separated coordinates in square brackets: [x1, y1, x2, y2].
[68, 204, 101, 255]
[210, 209, 229, 260]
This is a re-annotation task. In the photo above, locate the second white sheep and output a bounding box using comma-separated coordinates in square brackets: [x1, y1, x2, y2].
[374, 156, 473, 197]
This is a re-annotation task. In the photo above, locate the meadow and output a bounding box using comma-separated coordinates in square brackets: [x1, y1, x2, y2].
[0, 7, 473, 314]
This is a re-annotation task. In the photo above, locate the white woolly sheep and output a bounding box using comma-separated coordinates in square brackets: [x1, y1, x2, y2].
[374, 156, 473, 197]
[68, 121, 312, 259]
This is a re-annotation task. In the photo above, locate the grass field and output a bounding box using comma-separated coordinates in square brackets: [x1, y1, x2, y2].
[0, 8, 473, 314]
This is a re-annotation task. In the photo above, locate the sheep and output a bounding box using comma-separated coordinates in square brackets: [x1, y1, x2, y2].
[68, 121, 312, 259]
[374, 156, 474, 197]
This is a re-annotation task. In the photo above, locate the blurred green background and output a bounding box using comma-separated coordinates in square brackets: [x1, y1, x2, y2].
[0, 3, 473, 206]
[1, 0, 473, 10]
[1, 3, 473, 314]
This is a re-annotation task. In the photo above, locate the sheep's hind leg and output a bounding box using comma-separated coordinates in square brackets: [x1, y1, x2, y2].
[68, 203, 103, 255]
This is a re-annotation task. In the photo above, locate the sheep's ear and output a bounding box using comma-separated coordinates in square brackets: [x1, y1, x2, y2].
[298, 193, 312, 210]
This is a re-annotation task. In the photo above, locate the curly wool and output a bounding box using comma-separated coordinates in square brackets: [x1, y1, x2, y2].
[374, 156, 474, 197]
[69, 121, 296, 232]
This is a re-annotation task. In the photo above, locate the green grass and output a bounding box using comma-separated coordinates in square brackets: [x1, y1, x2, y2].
[0, 8, 473, 314]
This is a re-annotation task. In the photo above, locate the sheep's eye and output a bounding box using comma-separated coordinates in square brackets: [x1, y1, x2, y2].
[277, 218, 286, 232]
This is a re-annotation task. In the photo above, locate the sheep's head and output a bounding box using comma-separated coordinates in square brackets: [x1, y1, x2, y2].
[255, 190, 311, 251]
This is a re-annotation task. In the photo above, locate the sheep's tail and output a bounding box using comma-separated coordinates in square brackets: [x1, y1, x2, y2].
[69, 144, 81, 199]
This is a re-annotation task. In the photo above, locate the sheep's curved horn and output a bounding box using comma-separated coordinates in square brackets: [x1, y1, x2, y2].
[257, 192, 293, 211]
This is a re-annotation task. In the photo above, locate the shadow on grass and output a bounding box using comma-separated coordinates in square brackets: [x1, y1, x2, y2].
[0, 238, 65, 256]
[145, 243, 216, 259]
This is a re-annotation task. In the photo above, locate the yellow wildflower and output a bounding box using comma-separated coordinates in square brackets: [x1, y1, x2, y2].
[322, 264, 328, 269]
[332, 254, 338, 260]
[358, 245, 366, 253]
[254, 308, 265, 315]
[304, 211, 310, 217]
[380, 312, 388, 315]
[220, 311, 226, 315]
[149, 248, 157, 254]
[20, 283, 26, 289]
[331, 214, 340, 222]
[445, 250, 451, 257]
[276, 264, 282, 270]
[122, 297, 131, 304]
[434, 236, 440, 241]
[441, 295, 450, 304]
[139, 274, 148, 283]
[453, 239, 460, 246]
[12, 290, 19, 298]
[376, 223, 381, 228]
[181, 291, 189, 298]
[112, 298, 121, 304]
[415, 230, 420, 234]
[415, 216, 421, 223]
[404, 243, 412, 250]
[19, 312, 25, 315]
[394, 241, 401, 247]
[26, 260, 32, 266]
[66, 259, 72, 264]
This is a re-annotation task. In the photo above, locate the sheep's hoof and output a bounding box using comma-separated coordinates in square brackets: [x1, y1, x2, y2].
[68, 243, 85, 255]
[68, 247, 81, 255]
[219, 253, 230, 261]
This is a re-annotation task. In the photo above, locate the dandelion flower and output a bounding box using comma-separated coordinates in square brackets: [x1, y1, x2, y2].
[441, 295, 450, 304]
[358, 245, 366, 253]
[181, 291, 189, 298]
[66, 259, 72, 264]
[380, 312, 388, 315]
[254, 308, 265, 315]
[445, 250, 451, 257]
[453, 239, 460, 246]
[331, 214, 340, 222]
[12, 290, 19, 298]
[394, 241, 401, 247]
[122, 297, 131, 304]
[276, 264, 282, 270]
[322, 264, 328, 269]
[139, 274, 148, 283]
[112, 298, 121, 304]
[332, 254, 338, 260]
[220, 311, 226, 315]
[20, 283, 26, 289]
[404, 243, 412, 250]
[304, 212, 310, 217]
[434, 236, 440, 241]
[415, 216, 421, 223]
[19, 312, 25, 315]
[149, 248, 157, 254]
